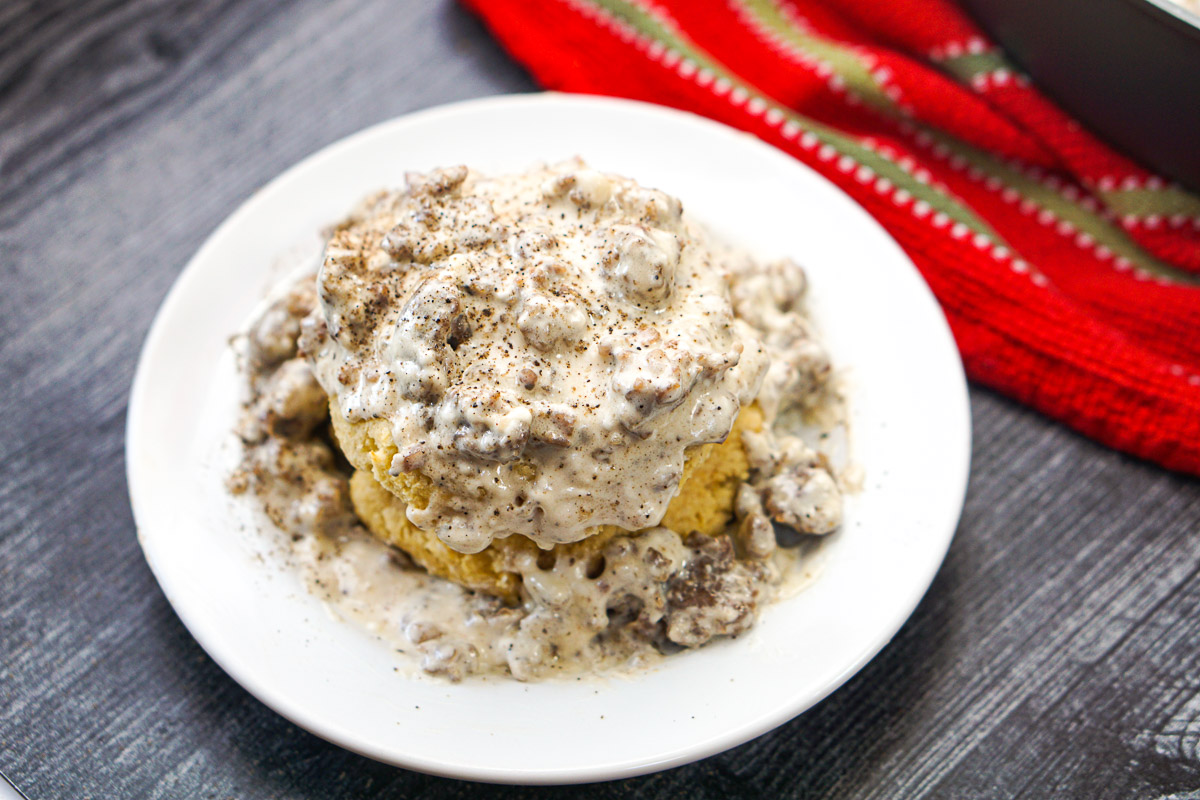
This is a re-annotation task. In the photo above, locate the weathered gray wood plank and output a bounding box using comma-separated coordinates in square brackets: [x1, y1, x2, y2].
[2, 1, 1200, 797]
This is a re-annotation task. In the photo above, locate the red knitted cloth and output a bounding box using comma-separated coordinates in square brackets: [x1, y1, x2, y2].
[460, 0, 1200, 475]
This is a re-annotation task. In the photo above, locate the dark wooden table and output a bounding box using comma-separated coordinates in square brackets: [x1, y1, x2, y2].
[3, 1, 1200, 797]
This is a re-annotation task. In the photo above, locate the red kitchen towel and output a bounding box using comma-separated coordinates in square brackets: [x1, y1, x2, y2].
[461, 0, 1200, 475]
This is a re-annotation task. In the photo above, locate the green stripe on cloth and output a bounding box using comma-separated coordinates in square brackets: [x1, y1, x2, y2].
[735, 0, 892, 110]
[938, 51, 1009, 82]
[1099, 186, 1200, 220]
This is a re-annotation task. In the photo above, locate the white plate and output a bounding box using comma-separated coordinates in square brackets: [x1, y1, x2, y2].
[127, 93, 970, 784]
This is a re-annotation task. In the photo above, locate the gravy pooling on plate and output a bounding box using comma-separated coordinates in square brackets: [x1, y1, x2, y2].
[231, 161, 846, 680]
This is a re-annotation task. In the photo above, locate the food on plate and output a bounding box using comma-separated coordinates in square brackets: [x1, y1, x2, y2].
[231, 160, 846, 680]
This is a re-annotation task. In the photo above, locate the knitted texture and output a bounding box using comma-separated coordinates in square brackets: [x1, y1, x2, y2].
[461, 0, 1200, 474]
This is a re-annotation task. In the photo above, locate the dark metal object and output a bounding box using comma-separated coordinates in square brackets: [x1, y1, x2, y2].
[961, 0, 1200, 191]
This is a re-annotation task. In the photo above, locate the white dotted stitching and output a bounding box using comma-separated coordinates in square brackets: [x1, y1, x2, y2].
[905, 128, 1183, 285]
[1089, 176, 1200, 224]
[969, 68, 1031, 90]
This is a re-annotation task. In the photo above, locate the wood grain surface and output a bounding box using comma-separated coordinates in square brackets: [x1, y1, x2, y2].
[2, 1, 1200, 797]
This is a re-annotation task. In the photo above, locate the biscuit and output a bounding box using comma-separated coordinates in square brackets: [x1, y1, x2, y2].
[342, 404, 764, 602]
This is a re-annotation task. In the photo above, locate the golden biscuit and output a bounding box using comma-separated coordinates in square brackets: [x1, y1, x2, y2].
[341, 405, 763, 602]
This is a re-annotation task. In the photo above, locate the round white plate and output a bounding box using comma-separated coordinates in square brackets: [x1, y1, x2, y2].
[127, 93, 970, 784]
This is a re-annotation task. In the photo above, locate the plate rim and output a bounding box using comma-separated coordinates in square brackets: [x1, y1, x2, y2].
[126, 91, 971, 784]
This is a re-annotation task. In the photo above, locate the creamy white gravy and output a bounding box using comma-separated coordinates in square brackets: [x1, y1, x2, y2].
[306, 162, 770, 553]
[231, 162, 846, 682]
